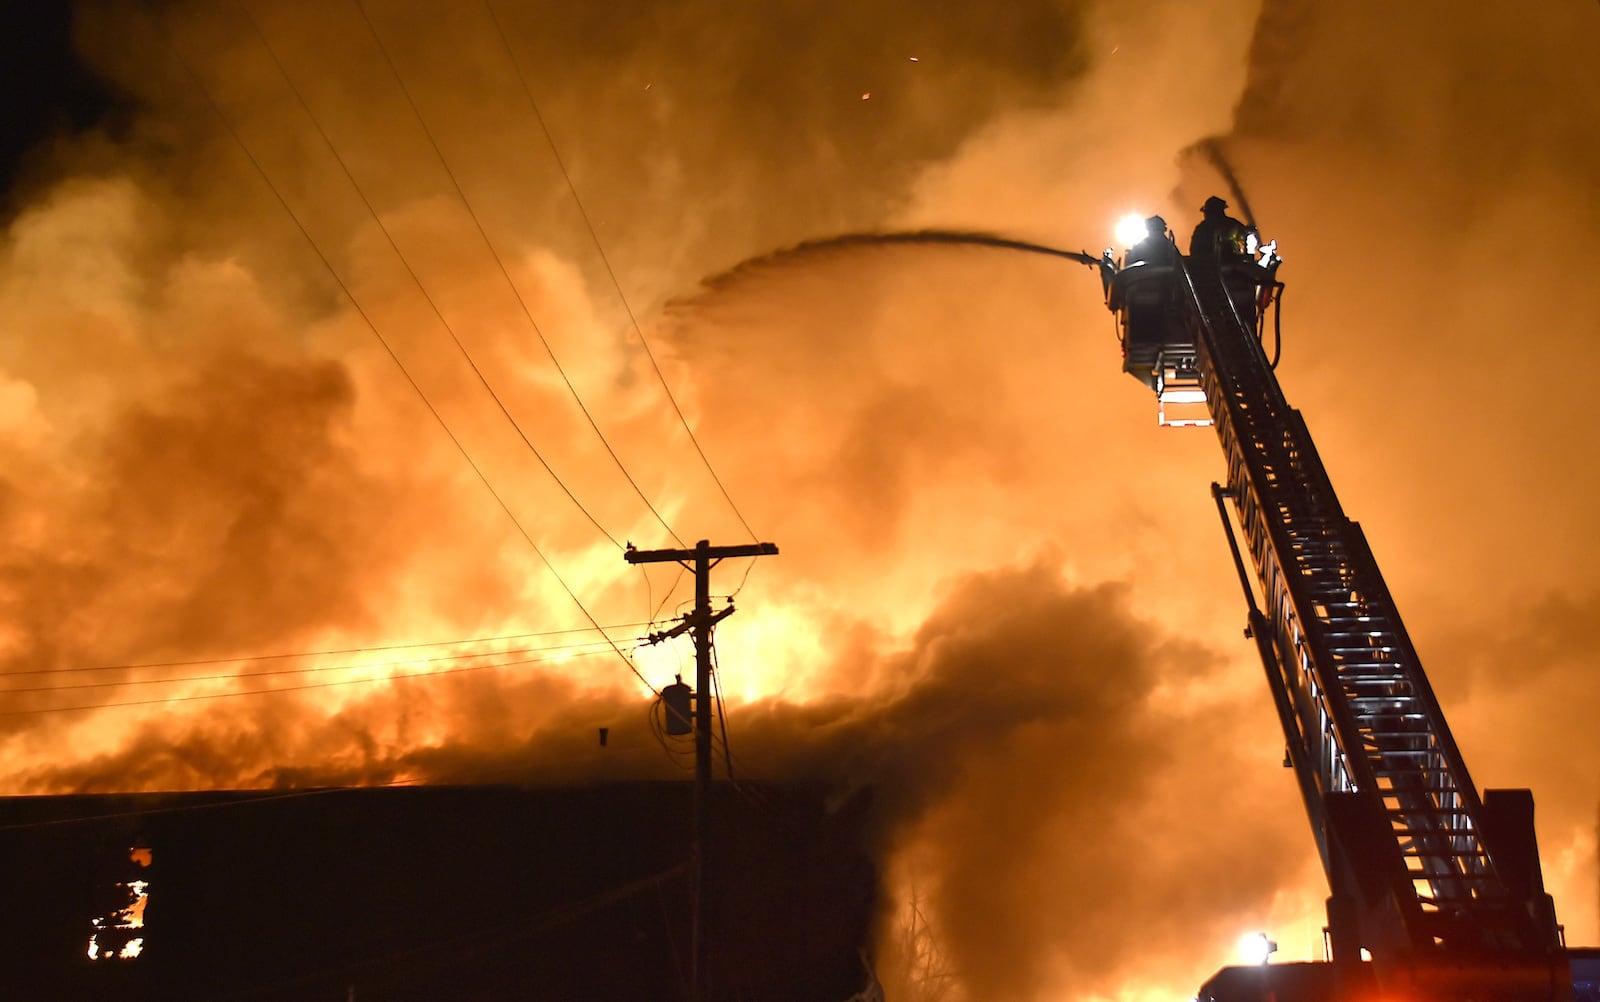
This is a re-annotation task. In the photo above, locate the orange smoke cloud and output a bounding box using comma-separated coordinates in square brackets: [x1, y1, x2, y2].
[1, 1, 1597, 1001]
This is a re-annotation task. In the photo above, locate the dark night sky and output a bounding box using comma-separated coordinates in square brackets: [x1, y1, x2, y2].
[0, 2, 118, 201]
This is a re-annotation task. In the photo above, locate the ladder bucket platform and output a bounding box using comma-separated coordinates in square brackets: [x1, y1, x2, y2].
[1110, 261, 1211, 425]
[1156, 359, 1211, 427]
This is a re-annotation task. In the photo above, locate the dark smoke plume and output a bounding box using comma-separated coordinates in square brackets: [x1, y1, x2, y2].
[14, 554, 1305, 1001]
[1190, 138, 1259, 229]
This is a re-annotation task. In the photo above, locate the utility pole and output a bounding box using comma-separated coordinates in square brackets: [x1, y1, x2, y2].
[625, 539, 778, 1002]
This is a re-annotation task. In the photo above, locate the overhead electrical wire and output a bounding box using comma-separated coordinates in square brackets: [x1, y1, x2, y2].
[0, 623, 651, 679]
[703, 639, 790, 821]
[706, 642, 778, 818]
[640, 635, 694, 770]
[349, 0, 686, 551]
[0, 647, 611, 718]
[481, 0, 762, 545]
[157, 20, 658, 698]
[648, 564, 688, 626]
[710, 642, 735, 780]
[240, 3, 623, 551]
[0, 637, 626, 696]
[646, 632, 779, 821]
[647, 691, 696, 773]
[254, 1, 709, 680]
[729, 554, 760, 599]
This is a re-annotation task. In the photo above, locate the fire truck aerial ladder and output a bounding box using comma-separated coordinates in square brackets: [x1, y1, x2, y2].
[1102, 211, 1598, 1002]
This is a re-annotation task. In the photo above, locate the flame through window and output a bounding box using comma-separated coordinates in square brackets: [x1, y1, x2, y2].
[87, 846, 151, 961]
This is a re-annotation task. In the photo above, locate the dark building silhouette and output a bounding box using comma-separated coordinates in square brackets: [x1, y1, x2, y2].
[0, 783, 878, 1002]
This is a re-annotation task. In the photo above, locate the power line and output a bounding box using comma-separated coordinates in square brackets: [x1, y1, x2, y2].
[0, 637, 628, 696]
[710, 641, 735, 780]
[0, 647, 610, 718]
[649, 563, 689, 626]
[481, 0, 762, 544]
[0, 623, 651, 679]
[729, 555, 761, 599]
[351, 0, 686, 550]
[241, 1, 624, 550]
[647, 688, 697, 773]
[154, 19, 658, 698]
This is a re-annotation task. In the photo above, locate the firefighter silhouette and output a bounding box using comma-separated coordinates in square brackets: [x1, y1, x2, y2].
[1189, 195, 1252, 259]
[1127, 215, 1175, 268]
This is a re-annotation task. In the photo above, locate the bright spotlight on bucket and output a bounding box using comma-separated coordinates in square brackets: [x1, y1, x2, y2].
[1239, 931, 1278, 965]
[1114, 213, 1148, 249]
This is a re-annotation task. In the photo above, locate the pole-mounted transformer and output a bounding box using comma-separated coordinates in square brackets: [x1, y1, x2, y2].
[662, 675, 693, 736]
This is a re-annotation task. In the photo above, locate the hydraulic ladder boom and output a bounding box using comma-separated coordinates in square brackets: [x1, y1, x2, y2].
[1115, 244, 1572, 1000]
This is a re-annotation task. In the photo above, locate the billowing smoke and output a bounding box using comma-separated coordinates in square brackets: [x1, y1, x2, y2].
[1189, 0, 1600, 965]
[1, 1, 1597, 1000]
